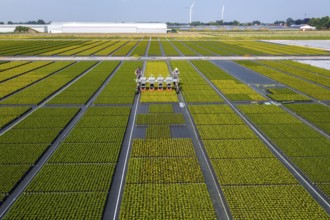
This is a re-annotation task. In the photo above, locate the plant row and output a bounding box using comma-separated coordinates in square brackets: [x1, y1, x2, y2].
[49, 61, 119, 104]
[94, 41, 128, 56]
[3, 106, 131, 217]
[238, 104, 330, 198]
[285, 103, 330, 134]
[3, 192, 107, 219]
[1, 61, 74, 99]
[259, 60, 330, 87]
[0, 107, 31, 129]
[140, 61, 181, 103]
[120, 184, 217, 219]
[0, 107, 78, 206]
[237, 60, 330, 100]
[1, 61, 97, 105]
[126, 157, 204, 183]
[191, 60, 265, 101]
[188, 104, 328, 218]
[0, 61, 53, 82]
[131, 138, 196, 157]
[130, 40, 148, 56]
[40, 41, 92, 56]
[136, 113, 185, 125]
[94, 61, 142, 104]
[147, 39, 162, 56]
[223, 185, 329, 219]
[145, 125, 171, 138]
[112, 41, 138, 56]
[75, 41, 117, 56]
[170, 41, 197, 56]
[279, 60, 330, 77]
[169, 60, 223, 103]
[57, 41, 106, 56]
[0, 40, 82, 56]
[160, 40, 180, 56]
[0, 61, 30, 72]
[266, 87, 310, 102]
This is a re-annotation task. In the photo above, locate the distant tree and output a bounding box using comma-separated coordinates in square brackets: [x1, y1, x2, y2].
[295, 19, 304, 25]
[14, 26, 30, 33]
[286, 18, 294, 26]
[215, 20, 224, 25]
[303, 18, 311, 24]
[232, 20, 240, 26]
[252, 20, 261, 25]
[7, 21, 13, 24]
[191, 21, 201, 26]
[0, 22, 5, 25]
[37, 19, 45, 24]
[309, 16, 330, 29]
[274, 20, 285, 25]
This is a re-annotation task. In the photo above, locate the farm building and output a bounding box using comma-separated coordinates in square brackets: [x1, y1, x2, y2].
[0, 22, 168, 33]
[47, 22, 168, 34]
[300, 25, 316, 31]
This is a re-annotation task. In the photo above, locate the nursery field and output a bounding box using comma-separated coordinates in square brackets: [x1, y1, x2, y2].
[0, 35, 329, 219]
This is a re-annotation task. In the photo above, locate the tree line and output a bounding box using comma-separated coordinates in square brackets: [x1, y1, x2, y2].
[0, 20, 47, 25]
[275, 16, 330, 29]
[167, 16, 330, 30]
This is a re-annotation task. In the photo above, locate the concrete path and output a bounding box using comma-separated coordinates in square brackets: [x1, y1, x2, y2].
[0, 56, 330, 61]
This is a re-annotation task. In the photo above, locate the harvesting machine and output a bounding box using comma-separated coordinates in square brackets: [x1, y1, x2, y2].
[135, 68, 180, 93]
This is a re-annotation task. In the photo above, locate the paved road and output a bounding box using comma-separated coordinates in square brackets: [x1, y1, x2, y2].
[0, 56, 330, 61]
[212, 60, 277, 85]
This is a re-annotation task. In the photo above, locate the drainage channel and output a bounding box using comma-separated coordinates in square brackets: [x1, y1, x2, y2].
[167, 62, 232, 220]
[0, 61, 124, 218]
[189, 60, 330, 215]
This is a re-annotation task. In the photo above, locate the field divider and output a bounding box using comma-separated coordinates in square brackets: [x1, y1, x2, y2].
[0, 61, 124, 218]
[0, 62, 99, 136]
[188, 60, 330, 214]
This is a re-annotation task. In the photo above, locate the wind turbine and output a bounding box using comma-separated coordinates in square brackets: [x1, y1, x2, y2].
[221, 4, 225, 21]
[189, 2, 195, 24]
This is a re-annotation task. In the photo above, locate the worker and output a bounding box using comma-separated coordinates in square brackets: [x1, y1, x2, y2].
[172, 68, 180, 78]
[135, 67, 142, 79]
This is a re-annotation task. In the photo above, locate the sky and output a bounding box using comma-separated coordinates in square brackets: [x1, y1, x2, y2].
[0, 0, 329, 24]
